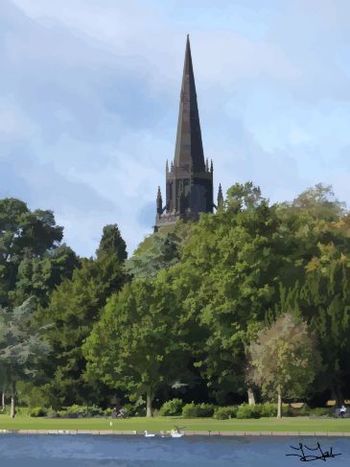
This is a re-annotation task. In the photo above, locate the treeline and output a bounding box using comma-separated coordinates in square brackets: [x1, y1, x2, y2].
[1, 183, 350, 417]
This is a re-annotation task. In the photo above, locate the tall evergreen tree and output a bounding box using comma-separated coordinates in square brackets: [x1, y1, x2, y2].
[39, 224, 128, 407]
[96, 224, 127, 262]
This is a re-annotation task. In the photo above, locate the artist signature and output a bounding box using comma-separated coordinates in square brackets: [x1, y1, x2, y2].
[286, 442, 342, 462]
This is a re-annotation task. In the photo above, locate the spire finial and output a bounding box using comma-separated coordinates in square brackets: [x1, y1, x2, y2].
[217, 183, 224, 209]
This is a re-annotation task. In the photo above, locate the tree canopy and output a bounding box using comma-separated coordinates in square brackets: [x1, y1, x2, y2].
[0, 299, 50, 417]
[247, 313, 320, 417]
[1, 183, 349, 411]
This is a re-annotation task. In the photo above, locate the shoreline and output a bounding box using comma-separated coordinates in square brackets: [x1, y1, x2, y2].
[1, 429, 350, 437]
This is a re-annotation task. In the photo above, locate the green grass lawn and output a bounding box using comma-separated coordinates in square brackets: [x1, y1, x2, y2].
[1, 416, 350, 433]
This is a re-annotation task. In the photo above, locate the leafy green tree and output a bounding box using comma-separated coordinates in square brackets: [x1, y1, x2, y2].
[126, 232, 181, 279]
[247, 313, 320, 417]
[0, 198, 66, 307]
[84, 273, 188, 417]
[162, 183, 346, 405]
[0, 299, 50, 417]
[292, 184, 345, 221]
[12, 244, 79, 307]
[226, 181, 264, 213]
[39, 225, 128, 407]
[299, 243, 350, 404]
[167, 186, 285, 403]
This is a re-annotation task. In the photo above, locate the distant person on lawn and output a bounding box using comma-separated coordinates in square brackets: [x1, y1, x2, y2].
[340, 405, 347, 418]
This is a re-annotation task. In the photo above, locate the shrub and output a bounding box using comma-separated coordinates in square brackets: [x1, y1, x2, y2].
[46, 407, 59, 418]
[309, 407, 332, 417]
[257, 403, 277, 418]
[159, 399, 184, 416]
[15, 407, 32, 417]
[134, 407, 146, 417]
[17, 382, 50, 409]
[87, 405, 105, 417]
[60, 405, 86, 418]
[214, 406, 237, 420]
[285, 403, 310, 417]
[0, 406, 9, 416]
[236, 403, 261, 419]
[296, 404, 310, 416]
[58, 405, 104, 418]
[182, 402, 215, 418]
[29, 407, 47, 417]
[122, 402, 146, 417]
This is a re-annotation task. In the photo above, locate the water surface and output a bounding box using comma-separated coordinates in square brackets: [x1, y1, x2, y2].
[0, 434, 348, 466]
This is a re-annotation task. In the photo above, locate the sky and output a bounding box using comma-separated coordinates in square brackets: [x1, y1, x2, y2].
[1, 0, 350, 257]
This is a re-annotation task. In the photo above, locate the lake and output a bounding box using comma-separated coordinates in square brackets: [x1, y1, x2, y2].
[0, 434, 348, 466]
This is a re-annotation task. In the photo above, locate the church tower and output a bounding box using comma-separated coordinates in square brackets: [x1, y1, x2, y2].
[155, 36, 217, 231]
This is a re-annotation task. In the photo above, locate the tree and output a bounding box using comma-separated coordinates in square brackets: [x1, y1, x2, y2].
[248, 313, 320, 417]
[151, 183, 349, 406]
[96, 224, 127, 262]
[166, 185, 285, 404]
[0, 300, 50, 417]
[226, 181, 264, 213]
[39, 224, 128, 407]
[292, 184, 345, 221]
[299, 243, 350, 404]
[0, 198, 66, 307]
[12, 244, 79, 307]
[84, 274, 188, 417]
[125, 232, 181, 279]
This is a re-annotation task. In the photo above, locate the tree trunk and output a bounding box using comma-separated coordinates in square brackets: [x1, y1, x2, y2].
[10, 381, 16, 419]
[1, 391, 5, 411]
[247, 387, 256, 406]
[277, 386, 282, 419]
[146, 390, 153, 418]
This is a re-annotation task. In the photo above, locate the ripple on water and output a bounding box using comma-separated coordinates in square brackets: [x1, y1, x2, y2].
[0, 434, 348, 467]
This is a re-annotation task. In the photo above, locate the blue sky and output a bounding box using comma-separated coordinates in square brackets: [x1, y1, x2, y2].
[1, 0, 350, 256]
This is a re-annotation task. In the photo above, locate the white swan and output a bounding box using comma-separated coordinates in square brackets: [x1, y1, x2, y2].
[170, 429, 184, 438]
[144, 430, 156, 438]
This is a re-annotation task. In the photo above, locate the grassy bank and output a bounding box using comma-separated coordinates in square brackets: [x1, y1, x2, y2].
[0, 416, 350, 433]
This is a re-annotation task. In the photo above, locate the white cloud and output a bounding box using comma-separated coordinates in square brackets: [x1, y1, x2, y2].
[1, 0, 350, 257]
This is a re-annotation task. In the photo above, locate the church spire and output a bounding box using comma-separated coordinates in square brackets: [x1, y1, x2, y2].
[173, 35, 205, 172]
[154, 36, 214, 232]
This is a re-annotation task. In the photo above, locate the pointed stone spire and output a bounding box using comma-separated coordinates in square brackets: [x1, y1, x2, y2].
[217, 183, 224, 208]
[210, 159, 213, 173]
[173, 35, 205, 172]
[156, 186, 163, 214]
[166, 160, 169, 173]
